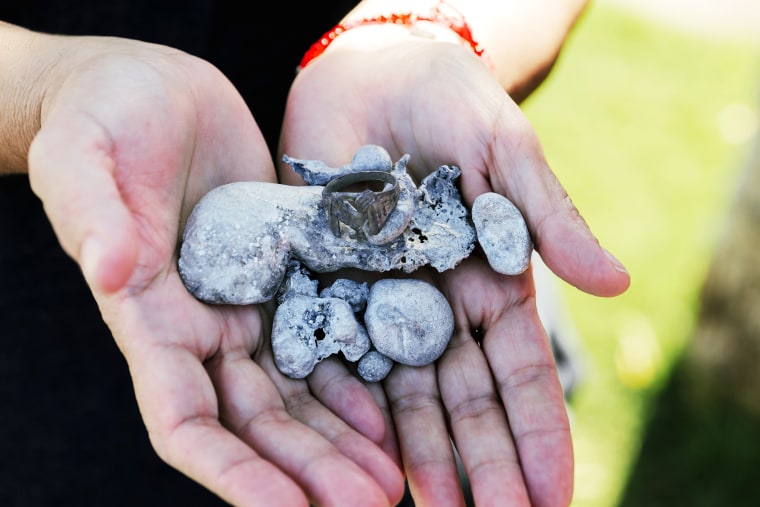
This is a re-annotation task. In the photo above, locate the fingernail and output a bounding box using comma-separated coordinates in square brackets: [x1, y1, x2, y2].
[604, 248, 628, 275]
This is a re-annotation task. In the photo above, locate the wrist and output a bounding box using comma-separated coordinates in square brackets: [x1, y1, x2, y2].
[0, 23, 52, 174]
[310, 0, 591, 102]
[298, 0, 491, 72]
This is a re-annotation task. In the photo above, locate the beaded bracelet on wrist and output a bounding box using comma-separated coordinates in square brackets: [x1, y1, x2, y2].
[298, 0, 491, 71]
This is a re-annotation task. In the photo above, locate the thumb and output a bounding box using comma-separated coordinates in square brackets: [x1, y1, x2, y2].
[533, 200, 630, 298]
[487, 121, 630, 298]
[28, 112, 139, 295]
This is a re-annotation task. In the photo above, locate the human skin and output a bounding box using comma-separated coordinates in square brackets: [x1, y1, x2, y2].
[0, 21, 403, 507]
[279, 1, 629, 506]
[0, 0, 629, 505]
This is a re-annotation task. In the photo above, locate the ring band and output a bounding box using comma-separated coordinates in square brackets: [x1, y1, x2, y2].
[322, 171, 400, 237]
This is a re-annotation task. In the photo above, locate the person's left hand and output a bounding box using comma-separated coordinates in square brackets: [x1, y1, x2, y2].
[279, 27, 629, 507]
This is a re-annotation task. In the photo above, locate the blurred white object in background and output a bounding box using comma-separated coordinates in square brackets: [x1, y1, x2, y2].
[533, 252, 585, 400]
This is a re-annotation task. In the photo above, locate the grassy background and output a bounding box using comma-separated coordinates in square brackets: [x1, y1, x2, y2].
[520, 2, 760, 506]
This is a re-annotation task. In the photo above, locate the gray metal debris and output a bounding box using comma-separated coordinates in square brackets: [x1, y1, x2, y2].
[178, 146, 481, 305]
[271, 293, 370, 379]
[178, 145, 535, 379]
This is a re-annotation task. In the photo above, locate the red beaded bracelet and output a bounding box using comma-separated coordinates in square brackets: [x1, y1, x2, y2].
[298, 0, 491, 71]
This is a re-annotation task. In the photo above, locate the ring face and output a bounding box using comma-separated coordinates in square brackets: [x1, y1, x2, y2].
[322, 171, 400, 237]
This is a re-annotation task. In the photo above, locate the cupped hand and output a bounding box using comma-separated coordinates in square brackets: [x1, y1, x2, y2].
[27, 35, 404, 507]
[280, 29, 630, 506]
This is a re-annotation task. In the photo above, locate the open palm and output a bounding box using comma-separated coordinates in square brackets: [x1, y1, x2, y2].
[280, 36, 629, 507]
[27, 38, 404, 507]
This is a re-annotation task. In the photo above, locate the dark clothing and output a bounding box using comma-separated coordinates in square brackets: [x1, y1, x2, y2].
[2, 0, 352, 153]
[0, 2, 354, 505]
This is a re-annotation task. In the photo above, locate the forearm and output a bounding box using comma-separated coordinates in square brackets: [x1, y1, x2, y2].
[450, 0, 589, 100]
[337, 0, 589, 102]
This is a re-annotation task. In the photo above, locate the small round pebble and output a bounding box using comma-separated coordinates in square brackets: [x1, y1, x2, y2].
[364, 278, 454, 366]
[357, 351, 394, 382]
[472, 192, 533, 275]
[349, 144, 393, 172]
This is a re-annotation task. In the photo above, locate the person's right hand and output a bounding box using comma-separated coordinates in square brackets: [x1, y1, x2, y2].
[278, 22, 629, 506]
[4, 24, 405, 506]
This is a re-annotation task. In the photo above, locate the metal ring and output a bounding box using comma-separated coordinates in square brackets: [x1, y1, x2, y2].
[322, 171, 400, 237]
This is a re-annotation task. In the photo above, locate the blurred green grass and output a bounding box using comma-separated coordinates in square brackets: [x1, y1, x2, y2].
[520, 3, 760, 506]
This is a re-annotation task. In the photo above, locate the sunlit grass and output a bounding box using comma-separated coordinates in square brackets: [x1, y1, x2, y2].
[521, 3, 760, 506]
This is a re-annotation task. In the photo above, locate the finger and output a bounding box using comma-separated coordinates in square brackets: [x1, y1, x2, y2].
[384, 364, 466, 506]
[28, 111, 138, 294]
[216, 348, 405, 507]
[365, 379, 403, 469]
[444, 262, 574, 507]
[437, 328, 532, 507]
[125, 337, 309, 507]
[485, 113, 629, 297]
[485, 299, 574, 507]
[307, 356, 387, 445]
[271, 356, 406, 505]
[163, 419, 308, 507]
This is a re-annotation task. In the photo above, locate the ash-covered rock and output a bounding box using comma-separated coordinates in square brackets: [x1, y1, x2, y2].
[272, 293, 369, 379]
[357, 351, 394, 383]
[178, 146, 480, 305]
[319, 278, 369, 313]
[284, 144, 393, 186]
[364, 279, 454, 367]
[472, 192, 533, 275]
[178, 145, 535, 381]
[270, 262, 453, 380]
